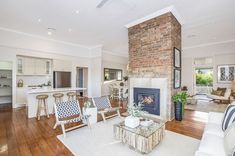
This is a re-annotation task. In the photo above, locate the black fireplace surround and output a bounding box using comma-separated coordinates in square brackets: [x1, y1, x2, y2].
[134, 87, 160, 115]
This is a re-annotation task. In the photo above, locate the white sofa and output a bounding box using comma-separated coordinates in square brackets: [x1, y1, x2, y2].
[195, 112, 225, 156]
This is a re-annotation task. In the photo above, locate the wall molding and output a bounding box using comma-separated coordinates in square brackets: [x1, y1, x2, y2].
[125, 5, 184, 28]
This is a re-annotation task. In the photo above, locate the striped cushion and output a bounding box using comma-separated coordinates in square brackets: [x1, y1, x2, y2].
[222, 104, 235, 131]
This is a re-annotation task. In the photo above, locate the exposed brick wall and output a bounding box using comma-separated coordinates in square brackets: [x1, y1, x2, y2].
[128, 12, 181, 120]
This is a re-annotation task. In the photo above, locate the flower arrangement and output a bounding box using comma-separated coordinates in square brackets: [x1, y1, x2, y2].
[84, 98, 91, 111]
[127, 102, 144, 117]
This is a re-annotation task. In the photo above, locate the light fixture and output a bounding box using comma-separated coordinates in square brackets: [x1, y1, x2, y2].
[47, 28, 56, 35]
[75, 10, 79, 14]
[68, 28, 72, 32]
[38, 18, 41, 22]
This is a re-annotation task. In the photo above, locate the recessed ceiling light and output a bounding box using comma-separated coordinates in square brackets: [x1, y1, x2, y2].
[75, 10, 79, 14]
[68, 28, 72, 32]
[38, 18, 41, 22]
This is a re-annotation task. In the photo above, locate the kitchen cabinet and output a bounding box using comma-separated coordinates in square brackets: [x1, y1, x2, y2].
[17, 56, 52, 75]
[53, 59, 72, 72]
[16, 87, 27, 105]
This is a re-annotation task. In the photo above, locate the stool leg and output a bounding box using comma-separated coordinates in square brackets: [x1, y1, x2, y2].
[37, 99, 41, 120]
[44, 99, 49, 118]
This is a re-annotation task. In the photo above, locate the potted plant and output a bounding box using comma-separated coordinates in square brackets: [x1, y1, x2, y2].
[172, 92, 188, 121]
[125, 102, 143, 128]
[83, 98, 97, 124]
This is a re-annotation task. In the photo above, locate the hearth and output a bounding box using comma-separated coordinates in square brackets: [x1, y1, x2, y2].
[134, 88, 160, 115]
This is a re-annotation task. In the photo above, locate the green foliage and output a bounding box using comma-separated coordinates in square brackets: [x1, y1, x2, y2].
[127, 102, 143, 117]
[172, 92, 188, 105]
[196, 71, 213, 86]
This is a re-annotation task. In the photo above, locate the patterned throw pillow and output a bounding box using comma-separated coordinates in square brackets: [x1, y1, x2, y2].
[211, 89, 223, 96]
[217, 87, 227, 96]
[222, 104, 235, 131]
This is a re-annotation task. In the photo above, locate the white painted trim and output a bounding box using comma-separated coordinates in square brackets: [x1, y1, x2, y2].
[102, 50, 128, 58]
[183, 39, 235, 50]
[125, 5, 184, 28]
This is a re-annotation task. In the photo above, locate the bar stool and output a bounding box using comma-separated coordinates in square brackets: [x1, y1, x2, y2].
[36, 94, 49, 120]
[53, 93, 64, 103]
[67, 92, 77, 101]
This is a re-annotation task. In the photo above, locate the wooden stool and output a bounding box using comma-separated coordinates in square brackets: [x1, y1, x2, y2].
[53, 93, 64, 103]
[67, 92, 77, 101]
[36, 94, 49, 120]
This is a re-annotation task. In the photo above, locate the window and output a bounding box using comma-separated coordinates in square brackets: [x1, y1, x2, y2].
[104, 68, 123, 81]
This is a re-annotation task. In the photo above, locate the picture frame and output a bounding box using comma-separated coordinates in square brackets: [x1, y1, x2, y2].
[174, 69, 181, 89]
[217, 64, 235, 83]
[173, 47, 181, 68]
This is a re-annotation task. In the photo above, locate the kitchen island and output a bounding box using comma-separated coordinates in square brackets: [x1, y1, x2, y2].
[27, 87, 86, 118]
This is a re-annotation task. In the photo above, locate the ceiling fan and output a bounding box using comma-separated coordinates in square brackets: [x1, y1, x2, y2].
[96, 0, 110, 8]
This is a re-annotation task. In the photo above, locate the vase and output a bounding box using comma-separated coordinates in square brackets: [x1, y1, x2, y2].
[175, 102, 183, 121]
[125, 116, 140, 128]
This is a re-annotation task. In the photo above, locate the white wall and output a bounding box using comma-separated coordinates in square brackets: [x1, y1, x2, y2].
[182, 52, 235, 95]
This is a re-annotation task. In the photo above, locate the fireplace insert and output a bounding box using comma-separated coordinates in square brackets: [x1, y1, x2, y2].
[134, 88, 160, 115]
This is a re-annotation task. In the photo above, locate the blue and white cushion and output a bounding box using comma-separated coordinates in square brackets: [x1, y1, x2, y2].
[222, 104, 235, 131]
[93, 96, 111, 110]
[56, 100, 81, 119]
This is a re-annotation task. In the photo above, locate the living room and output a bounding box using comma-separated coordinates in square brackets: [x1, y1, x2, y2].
[0, 0, 235, 156]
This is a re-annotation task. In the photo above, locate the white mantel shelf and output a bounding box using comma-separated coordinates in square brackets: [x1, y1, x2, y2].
[27, 87, 86, 94]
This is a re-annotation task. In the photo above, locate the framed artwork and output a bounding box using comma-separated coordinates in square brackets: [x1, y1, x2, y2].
[218, 65, 235, 83]
[174, 69, 181, 89]
[173, 47, 181, 68]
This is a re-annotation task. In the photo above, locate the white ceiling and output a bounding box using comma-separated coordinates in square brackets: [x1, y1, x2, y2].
[0, 0, 235, 56]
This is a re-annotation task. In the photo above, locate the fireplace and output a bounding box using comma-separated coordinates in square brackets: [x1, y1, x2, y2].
[134, 87, 160, 115]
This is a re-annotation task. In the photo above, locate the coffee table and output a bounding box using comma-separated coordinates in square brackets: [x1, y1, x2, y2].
[113, 118, 165, 154]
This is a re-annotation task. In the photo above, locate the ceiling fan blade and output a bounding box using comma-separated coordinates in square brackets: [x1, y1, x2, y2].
[96, 0, 109, 8]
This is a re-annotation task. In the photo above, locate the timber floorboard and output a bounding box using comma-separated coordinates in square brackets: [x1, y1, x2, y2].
[0, 101, 207, 156]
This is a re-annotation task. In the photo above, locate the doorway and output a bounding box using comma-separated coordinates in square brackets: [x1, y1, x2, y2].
[76, 67, 88, 96]
[194, 67, 213, 95]
[0, 61, 13, 110]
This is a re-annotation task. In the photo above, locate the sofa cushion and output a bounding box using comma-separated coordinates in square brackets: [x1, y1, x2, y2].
[195, 151, 212, 156]
[208, 112, 224, 124]
[199, 133, 225, 156]
[224, 122, 235, 156]
[222, 104, 235, 131]
[204, 122, 224, 137]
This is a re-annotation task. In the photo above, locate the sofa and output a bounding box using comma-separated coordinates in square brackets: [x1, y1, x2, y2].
[195, 102, 235, 156]
[207, 88, 231, 103]
[195, 112, 225, 156]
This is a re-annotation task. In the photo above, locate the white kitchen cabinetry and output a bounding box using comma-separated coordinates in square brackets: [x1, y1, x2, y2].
[16, 88, 27, 106]
[53, 59, 72, 71]
[17, 56, 52, 75]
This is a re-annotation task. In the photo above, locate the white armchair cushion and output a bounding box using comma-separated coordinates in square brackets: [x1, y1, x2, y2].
[195, 151, 212, 156]
[204, 123, 224, 137]
[208, 112, 223, 124]
[224, 122, 235, 156]
[198, 133, 225, 156]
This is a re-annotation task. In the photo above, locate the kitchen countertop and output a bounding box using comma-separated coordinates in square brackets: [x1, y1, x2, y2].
[27, 87, 86, 94]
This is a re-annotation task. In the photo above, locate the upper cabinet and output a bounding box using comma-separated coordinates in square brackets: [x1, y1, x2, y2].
[17, 56, 52, 75]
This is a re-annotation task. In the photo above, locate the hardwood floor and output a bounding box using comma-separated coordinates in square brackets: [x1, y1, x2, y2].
[0, 100, 207, 156]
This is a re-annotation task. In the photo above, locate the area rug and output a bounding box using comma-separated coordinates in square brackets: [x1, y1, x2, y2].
[57, 117, 200, 156]
[185, 100, 227, 113]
